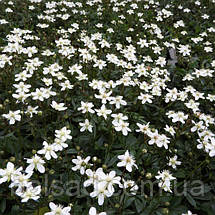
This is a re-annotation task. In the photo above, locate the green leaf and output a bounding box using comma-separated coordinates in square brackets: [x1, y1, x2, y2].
[106, 155, 118, 167]
[34, 207, 49, 215]
[67, 148, 77, 154]
[124, 196, 135, 209]
[135, 198, 144, 213]
[174, 170, 186, 178]
[185, 193, 197, 208]
[0, 199, 6, 213]
[11, 205, 20, 215]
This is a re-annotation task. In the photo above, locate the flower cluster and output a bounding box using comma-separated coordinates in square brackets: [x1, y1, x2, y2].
[72, 150, 138, 206]
[0, 126, 72, 202]
[0, 0, 214, 214]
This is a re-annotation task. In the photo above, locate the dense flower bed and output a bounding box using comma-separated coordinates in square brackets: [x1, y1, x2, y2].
[0, 0, 215, 214]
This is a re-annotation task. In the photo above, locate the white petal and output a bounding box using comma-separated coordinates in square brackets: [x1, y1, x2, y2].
[37, 164, 45, 173]
[126, 164, 132, 172]
[49, 202, 57, 210]
[89, 207, 96, 215]
[0, 176, 7, 184]
[25, 164, 35, 173]
[117, 161, 125, 167]
[98, 194, 104, 205]
[7, 162, 14, 170]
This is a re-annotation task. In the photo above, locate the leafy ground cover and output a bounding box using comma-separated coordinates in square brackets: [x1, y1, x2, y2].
[0, 0, 215, 214]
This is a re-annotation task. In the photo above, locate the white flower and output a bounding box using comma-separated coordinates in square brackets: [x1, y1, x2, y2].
[136, 122, 150, 134]
[84, 168, 103, 187]
[168, 111, 188, 124]
[178, 44, 191, 56]
[156, 57, 166, 67]
[99, 170, 121, 194]
[111, 113, 128, 125]
[53, 138, 68, 152]
[59, 80, 73, 91]
[119, 179, 139, 195]
[168, 155, 181, 169]
[164, 125, 175, 136]
[113, 121, 131, 136]
[78, 101, 95, 114]
[19, 185, 41, 202]
[44, 202, 71, 215]
[38, 141, 58, 160]
[148, 130, 161, 146]
[191, 121, 205, 132]
[156, 170, 176, 181]
[138, 93, 153, 104]
[2, 110, 21, 124]
[109, 96, 127, 109]
[13, 81, 31, 93]
[79, 119, 93, 133]
[51, 101, 67, 111]
[25, 106, 38, 117]
[182, 210, 194, 215]
[95, 90, 112, 104]
[72, 156, 91, 175]
[90, 181, 112, 205]
[93, 59, 107, 70]
[10, 172, 33, 188]
[55, 127, 72, 142]
[89, 207, 106, 215]
[207, 140, 215, 157]
[31, 88, 46, 101]
[25, 155, 46, 173]
[0, 162, 22, 184]
[95, 104, 112, 119]
[155, 170, 176, 193]
[117, 150, 138, 172]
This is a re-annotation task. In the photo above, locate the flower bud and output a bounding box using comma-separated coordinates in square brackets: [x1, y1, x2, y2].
[142, 149, 147, 153]
[64, 114, 69, 119]
[76, 146, 81, 151]
[146, 172, 152, 179]
[115, 203, 120, 208]
[32, 149, 37, 154]
[162, 208, 169, 214]
[92, 156, 97, 162]
[102, 164, 107, 169]
[48, 195, 53, 201]
[10, 157, 15, 162]
[164, 202, 170, 206]
[5, 99, 9, 104]
[49, 169, 55, 175]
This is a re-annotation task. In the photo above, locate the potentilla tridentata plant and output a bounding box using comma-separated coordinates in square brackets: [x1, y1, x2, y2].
[0, 0, 215, 214]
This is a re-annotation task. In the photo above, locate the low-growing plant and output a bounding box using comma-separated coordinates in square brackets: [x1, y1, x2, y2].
[0, 0, 215, 214]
